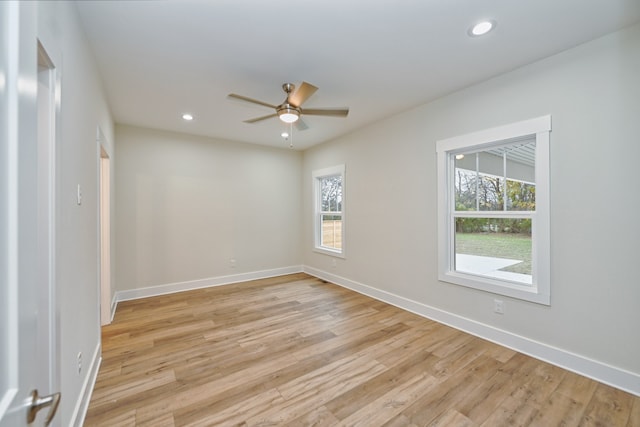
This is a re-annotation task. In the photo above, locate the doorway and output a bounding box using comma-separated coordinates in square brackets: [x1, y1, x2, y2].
[99, 130, 112, 326]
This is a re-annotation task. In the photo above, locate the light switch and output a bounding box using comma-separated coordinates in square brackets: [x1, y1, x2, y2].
[77, 184, 82, 205]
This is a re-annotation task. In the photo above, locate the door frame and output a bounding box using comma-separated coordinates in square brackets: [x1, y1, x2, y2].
[98, 130, 112, 326]
[37, 39, 60, 412]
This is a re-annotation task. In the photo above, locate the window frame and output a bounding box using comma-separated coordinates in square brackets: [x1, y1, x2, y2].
[436, 116, 551, 305]
[313, 165, 346, 258]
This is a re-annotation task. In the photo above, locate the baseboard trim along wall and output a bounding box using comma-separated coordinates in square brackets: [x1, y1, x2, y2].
[110, 294, 118, 323]
[113, 265, 304, 306]
[70, 342, 101, 427]
[303, 266, 640, 397]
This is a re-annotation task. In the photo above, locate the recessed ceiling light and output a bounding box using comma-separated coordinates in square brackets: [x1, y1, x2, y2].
[281, 132, 289, 138]
[468, 20, 496, 37]
[182, 113, 194, 121]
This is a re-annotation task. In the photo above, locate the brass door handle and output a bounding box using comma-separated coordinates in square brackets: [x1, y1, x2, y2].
[27, 389, 61, 426]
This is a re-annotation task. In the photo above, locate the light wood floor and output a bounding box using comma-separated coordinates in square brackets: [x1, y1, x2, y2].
[85, 273, 640, 426]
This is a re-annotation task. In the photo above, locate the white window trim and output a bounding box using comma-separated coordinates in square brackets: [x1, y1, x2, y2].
[436, 116, 551, 305]
[313, 164, 346, 258]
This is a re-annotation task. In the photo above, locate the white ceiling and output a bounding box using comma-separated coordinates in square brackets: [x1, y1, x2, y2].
[75, 0, 640, 151]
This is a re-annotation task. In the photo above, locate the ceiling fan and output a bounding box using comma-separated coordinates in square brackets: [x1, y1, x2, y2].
[228, 82, 349, 130]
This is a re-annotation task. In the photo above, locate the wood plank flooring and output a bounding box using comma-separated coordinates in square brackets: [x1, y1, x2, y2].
[84, 273, 640, 426]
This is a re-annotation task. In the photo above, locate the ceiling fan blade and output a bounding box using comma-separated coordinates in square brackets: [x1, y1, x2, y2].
[294, 118, 309, 131]
[228, 93, 277, 109]
[288, 82, 318, 107]
[244, 113, 277, 123]
[302, 108, 349, 117]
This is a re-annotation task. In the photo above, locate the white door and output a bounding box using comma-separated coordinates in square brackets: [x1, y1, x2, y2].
[1, 2, 60, 426]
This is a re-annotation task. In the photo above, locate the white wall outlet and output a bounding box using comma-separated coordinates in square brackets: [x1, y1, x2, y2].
[230, 259, 236, 268]
[77, 351, 82, 374]
[494, 299, 505, 314]
[331, 259, 337, 268]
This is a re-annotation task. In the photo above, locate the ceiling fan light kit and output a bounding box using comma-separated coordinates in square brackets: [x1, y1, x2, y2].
[277, 105, 300, 123]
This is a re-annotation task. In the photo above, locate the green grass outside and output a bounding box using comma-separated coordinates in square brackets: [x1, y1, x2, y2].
[455, 232, 532, 274]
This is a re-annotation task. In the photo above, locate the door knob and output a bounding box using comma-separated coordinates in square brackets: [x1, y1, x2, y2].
[27, 389, 61, 426]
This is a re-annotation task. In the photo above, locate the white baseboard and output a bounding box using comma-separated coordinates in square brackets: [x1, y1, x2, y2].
[110, 294, 117, 323]
[303, 266, 640, 397]
[70, 342, 101, 427]
[114, 265, 304, 304]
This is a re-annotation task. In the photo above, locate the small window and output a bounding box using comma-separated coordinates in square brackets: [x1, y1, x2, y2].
[313, 165, 345, 257]
[437, 116, 551, 304]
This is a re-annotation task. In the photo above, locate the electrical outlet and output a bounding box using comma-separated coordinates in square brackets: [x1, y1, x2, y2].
[230, 259, 236, 268]
[77, 352, 82, 374]
[494, 299, 505, 314]
[331, 259, 337, 268]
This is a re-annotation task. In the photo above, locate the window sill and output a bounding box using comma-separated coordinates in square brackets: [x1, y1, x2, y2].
[439, 271, 550, 305]
[313, 246, 346, 259]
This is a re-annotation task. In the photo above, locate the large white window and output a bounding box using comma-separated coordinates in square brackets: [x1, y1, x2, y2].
[313, 165, 345, 257]
[437, 116, 551, 304]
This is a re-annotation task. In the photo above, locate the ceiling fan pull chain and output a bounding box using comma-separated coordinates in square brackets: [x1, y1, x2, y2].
[289, 122, 293, 149]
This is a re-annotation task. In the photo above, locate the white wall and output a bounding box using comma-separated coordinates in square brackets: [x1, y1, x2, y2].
[115, 125, 303, 293]
[303, 24, 640, 388]
[37, 1, 114, 425]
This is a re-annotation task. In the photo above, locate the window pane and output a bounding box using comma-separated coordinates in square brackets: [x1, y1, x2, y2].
[478, 174, 503, 211]
[321, 215, 342, 250]
[506, 180, 535, 211]
[321, 175, 342, 212]
[454, 217, 532, 285]
[454, 158, 477, 211]
[505, 141, 536, 211]
[476, 150, 504, 211]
